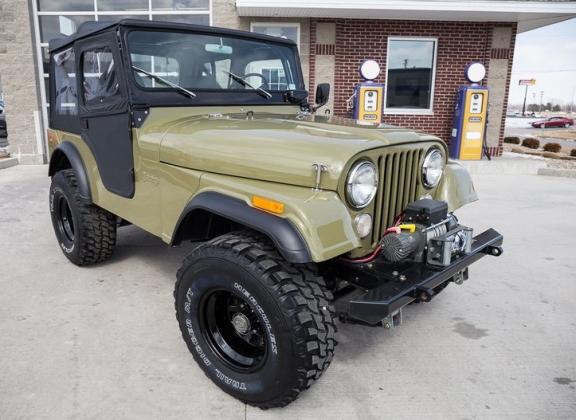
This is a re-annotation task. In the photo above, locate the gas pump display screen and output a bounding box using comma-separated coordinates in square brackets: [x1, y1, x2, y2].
[469, 93, 484, 114]
[364, 90, 378, 112]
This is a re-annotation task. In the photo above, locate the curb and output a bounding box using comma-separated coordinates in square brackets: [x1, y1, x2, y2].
[0, 157, 18, 170]
[459, 157, 546, 175]
[537, 168, 576, 179]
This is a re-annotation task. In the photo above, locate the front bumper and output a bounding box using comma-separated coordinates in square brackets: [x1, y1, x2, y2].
[334, 228, 503, 325]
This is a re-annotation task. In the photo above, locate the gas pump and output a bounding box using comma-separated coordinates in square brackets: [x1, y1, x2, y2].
[449, 63, 489, 160]
[349, 60, 385, 124]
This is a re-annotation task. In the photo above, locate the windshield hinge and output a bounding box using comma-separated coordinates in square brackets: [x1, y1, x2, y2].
[131, 107, 150, 128]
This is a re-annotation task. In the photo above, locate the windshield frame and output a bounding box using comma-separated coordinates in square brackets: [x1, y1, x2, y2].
[121, 25, 308, 107]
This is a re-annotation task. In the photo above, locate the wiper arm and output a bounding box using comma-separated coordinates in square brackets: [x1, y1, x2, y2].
[223, 70, 272, 99]
[132, 65, 196, 98]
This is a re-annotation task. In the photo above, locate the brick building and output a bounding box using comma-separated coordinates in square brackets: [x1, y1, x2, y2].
[0, 0, 575, 163]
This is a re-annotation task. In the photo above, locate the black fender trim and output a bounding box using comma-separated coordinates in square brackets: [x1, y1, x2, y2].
[48, 141, 92, 202]
[172, 191, 313, 264]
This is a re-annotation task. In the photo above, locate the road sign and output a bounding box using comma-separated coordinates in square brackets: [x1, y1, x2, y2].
[519, 79, 536, 86]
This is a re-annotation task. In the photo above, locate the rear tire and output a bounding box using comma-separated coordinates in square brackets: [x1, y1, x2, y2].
[174, 231, 337, 408]
[49, 169, 117, 266]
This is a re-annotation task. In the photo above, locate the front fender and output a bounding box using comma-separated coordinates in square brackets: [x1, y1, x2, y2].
[435, 161, 478, 212]
[168, 170, 360, 263]
[173, 191, 313, 263]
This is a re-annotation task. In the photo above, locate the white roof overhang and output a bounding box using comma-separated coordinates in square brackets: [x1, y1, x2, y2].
[236, 1, 576, 32]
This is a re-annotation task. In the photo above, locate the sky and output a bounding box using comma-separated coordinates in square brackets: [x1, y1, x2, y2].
[509, 18, 576, 107]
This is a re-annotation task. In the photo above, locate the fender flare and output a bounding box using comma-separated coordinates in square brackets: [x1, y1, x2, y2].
[48, 141, 92, 202]
[172, 191, 312, 264]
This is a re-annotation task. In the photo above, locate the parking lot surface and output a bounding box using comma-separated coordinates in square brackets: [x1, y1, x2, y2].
[1, 165, 575, 420]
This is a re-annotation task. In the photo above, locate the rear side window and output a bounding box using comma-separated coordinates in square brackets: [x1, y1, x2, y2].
[81, 48, 121, 106]
[53, 48, 77, 116]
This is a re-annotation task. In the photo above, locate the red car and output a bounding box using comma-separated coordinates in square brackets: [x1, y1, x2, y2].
[531, 116, 574, 128]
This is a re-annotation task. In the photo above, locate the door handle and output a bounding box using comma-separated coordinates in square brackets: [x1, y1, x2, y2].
[82, 119, 89, 129]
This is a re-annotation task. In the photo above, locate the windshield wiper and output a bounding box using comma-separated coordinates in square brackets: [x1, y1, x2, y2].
[132, 65, 196, 98]
[223, 70, 272, 99]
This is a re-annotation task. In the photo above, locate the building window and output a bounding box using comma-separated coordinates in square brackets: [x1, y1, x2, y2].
[39, 15, 95, 43]
[152, 0, 210, 11]
[151, 14, 209, 25]
[385, 37, 437, 114]
[250, 22, 300, 47]
[38, 0, 94, 12]
[97, 0, 149, 12]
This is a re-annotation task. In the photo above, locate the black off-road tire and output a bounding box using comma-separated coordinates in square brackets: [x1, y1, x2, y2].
[49, 169, 117, 266]
[174, 231, 337, 409]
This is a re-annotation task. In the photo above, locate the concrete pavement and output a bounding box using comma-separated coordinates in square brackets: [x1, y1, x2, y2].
[1, 165, 575, 419]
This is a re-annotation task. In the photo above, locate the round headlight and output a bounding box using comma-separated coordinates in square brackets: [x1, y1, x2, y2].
[422, 149, 444, 188]
[346, 161, 378, 208]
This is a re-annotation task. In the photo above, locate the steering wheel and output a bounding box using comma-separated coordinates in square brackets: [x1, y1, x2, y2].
[239, 73, 269, 89]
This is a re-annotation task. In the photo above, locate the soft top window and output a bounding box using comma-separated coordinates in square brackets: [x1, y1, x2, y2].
[81, 47, 121, 106]
[53, 48, 78, 116]
[127, 30, 303, 93]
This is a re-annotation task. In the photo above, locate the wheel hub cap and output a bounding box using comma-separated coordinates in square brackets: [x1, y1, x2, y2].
[231, 313, 251, 335]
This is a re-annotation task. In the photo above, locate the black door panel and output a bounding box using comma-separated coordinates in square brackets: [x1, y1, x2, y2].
[81, 112, 134, 198]
[76, 32, 134, 199]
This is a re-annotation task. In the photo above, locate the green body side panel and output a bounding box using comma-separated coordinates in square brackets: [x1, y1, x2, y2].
[48, 105, 478, 263]
[48, 127, 165, 236]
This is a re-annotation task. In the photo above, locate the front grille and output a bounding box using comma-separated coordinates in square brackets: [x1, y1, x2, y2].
[372, 148, 425, 243]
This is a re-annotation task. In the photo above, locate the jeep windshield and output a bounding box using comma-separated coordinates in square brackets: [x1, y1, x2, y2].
[127, 30, 304, 104]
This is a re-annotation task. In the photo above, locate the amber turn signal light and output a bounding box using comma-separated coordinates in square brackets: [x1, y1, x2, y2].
[252, 196, 284, 214]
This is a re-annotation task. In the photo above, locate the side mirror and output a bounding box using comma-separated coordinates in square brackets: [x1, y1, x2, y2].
[314, 83, 330, 110]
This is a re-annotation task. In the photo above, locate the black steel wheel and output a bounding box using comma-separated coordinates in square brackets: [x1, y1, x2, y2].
[175, 231, 337, 409]
[49, 169, 117, 266]
[199, 289, 267, 371]
[54, 192, 75, 249]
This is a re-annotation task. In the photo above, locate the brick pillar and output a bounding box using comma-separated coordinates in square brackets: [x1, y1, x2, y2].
[485, 24, 517, 157]
[211, 0, 248, 30]
[0, 0, 44, 164]
[310, 21, 336, 115]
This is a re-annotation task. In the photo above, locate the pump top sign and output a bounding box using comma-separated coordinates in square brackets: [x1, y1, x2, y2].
[519, 79, 536, 86]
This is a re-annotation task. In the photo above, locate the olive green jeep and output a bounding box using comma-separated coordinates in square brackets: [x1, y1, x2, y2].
[47, 20, 503, 408]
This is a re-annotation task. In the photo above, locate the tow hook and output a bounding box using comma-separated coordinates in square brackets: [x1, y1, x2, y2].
[383, 310, 403, 329]
[414, 286, 435, 302]
[482, 245, 503, 257]
[452, 270, 466, 285]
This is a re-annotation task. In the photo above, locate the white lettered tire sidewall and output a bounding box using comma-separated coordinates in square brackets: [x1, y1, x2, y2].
[176, 257, 298, 404]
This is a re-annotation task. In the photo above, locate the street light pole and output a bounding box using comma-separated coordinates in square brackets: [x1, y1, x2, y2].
[522, 85, 529, 116]
[540, 91, 544, 113]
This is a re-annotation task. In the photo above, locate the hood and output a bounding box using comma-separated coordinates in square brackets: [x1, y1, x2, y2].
[158, 112, 441, 190]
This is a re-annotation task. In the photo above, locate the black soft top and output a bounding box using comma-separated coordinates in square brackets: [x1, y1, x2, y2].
[48, 19, 297, 52]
